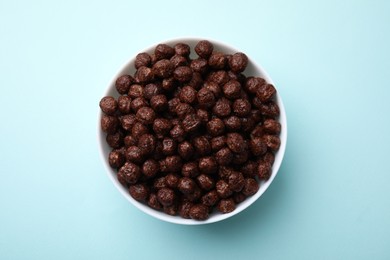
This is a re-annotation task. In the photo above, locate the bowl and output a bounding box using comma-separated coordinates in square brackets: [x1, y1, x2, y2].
[98, 37, 287, 225]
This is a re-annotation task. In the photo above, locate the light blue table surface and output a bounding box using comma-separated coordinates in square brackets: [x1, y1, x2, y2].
[1, 0, 390, 259]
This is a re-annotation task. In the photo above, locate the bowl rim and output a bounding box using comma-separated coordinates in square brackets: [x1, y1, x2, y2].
[97, 37, 287, 225]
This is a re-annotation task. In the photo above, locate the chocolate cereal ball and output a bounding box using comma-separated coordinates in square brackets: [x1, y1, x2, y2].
[197, 174, 215, 191]
[199, 156, 218, 174]
[224, 116, 241, 131]
[178, 177, 197, 194]
[138, 134, 156, 155]
[215, 147, 233, 166]
[217, 198, 236, 213]
[211, 136, 226, 151]
[135, 53, 152, 69]
[101, 115, 118, 134]
[173, 66, 193, 82]
[242, 178, 259, 196]
[201, 190, 219, 206]
[191, 58, 209, 74]
[150, 94, 168, 112]
[208, 52, 226, 69]
[108, 149, 126, 168]
[213, 98, 231, 117]
[100, 96, 117, 115]
[189, 204, 209, 220]
[142, 159, 159, 179]
[229, 52, 248, 73]
[153, 118, 172, 136]
[216, 180, 233, 199]
[155, 44, 175, 60]
[258, 161, 272, 180]
[179, 200, 194, 219]
[157, 188, 176, 206]
[170, 54, 188, 68]
[128, 84, 144, 98]
[174, 43, 190, 56]
[135, 66, 154, 83]
[147, 193, 162, 210]
[119, 162, 141, 184]
[136, 107, 156, 125]
[129, 183, 149, 201]
[115, 75, 134, 94]
[118, 96, 131, 114]
[226, 133, 245, 153]
[256, 83, 276, 102]
[206, 118, 225, 136]
[182, 114, 201, 133]
[263, 119, 281, 134]
[178, 141, 195, 160]
[233, 98, 251, 117]
[193, 136, 211, 156]
[179, 86, 197, 104]
[152, 59, 174, 78]
[228, 171, 245, 192]
[181, 162, 200, 178]
[245, 77, 266, 94]
[195, 40, 214, 59]
[197, 87, 216, 109]
[223, 80, 241, 100]
[126, 146, 144, 164]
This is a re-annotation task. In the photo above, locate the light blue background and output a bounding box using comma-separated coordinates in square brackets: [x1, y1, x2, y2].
[1, 0, 389, 259]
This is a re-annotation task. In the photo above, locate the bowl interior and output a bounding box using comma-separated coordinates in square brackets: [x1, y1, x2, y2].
[98, 38, 287, 225]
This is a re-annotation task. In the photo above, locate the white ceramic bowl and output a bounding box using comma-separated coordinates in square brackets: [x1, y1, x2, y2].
[98, 38, 287, 225]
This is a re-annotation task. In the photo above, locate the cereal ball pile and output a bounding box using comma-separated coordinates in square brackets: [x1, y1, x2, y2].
[100, 40, 281, 220]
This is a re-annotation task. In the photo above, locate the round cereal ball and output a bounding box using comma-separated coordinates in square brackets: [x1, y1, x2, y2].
[196, 174, 215, 191]
[142, 159, 159, 179]
[181, 162, 200, 178]
[173, 66, 193, 82]
[242, 178, 259, 196]
[155, 44, 175, 60]
[199, 156, 218, 174]
[179, 86, 197, 104]
[201, 190, 219, 206]
[101, 115, 118, 134]
[135, 66, 154, 83]
[208, 52, 226, 69]
[150, 94, 168, 112]
[223, 80, 241, 100]
[195, 40, 214, 59]
[174, 43, 190, 56]
[226, 133, 245, 153]
[135, 53, 152, 69]
[213, 98, 231, 118]
[100, 96, 117, 115]
[152, 59, 174, 78]
[108, 149, 125, 169]
[178, 177, 197, 194]
[233, 98, 251, 117]
[119, 162, 141, 184]
[229, 52, 248, 73]
[189, 204, 209, 220]
[191, 58, 209, 74]
[157, 188, 176, 206]
[115, 75, 134, 94]
[136, 107, 156, 125]
[178, 141, 195, 160]
[129, 183, 150, 201]
[216, 180, 233, 199]
[197, 87, 216, 109]
[217, 198, 236, 213]
[206, 118, 225, 136]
